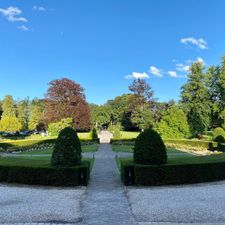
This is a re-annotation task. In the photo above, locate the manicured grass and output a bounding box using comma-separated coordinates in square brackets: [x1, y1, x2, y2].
[120, 131, 140, 139]
[117, 152, 225, 170]
[112, 144, 193, 156]
[16, 144, 98, 155]
[0, 155, 94, 168]
[113, 145, 134, 152]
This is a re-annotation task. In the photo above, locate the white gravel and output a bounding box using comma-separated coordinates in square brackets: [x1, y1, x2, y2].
[127, 181, 225, 223]
[0, 183, 86, 223]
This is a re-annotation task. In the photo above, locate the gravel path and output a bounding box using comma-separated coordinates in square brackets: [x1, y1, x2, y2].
[0, 184, 86, 223]
[127, 181, 225, 223]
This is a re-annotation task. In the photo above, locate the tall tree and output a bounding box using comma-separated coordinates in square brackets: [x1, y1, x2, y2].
[28, 104, 43, 130]
[128, 79, 155, 130]
[43, 78, 90, 131]
[0, 95, 21, 132]
[181, 62, 211, 134]
[157, 105, 190, 139]
[1, 95, 16, 116]
[17, 98, 30, 130]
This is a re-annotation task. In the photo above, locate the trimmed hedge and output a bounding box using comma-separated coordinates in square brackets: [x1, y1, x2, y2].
[0, 138, 99, 153]
[111, 138, 220, 152]
[121, 160, 225, 186]
[164, 139, 218, 151]
[0, 160, 91, 186]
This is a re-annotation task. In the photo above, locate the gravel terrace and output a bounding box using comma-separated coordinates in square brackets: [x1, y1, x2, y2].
[127, 181, 225, 224]
[0, 184, 86, 223]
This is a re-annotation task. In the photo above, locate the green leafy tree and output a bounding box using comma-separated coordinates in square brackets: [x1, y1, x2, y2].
[2, 95, 16, 116]
[0, 95, 21, 132]
[181, 62, 211, 134]
[128, 79, 156, 131]
[28, 104, 43, 130]
[0, 115, 22, 132]
[17, 98, 29, 130]
[48, 118, 73, 136]
[157, 106, 190, 139]
[89, 104, 111, 128]
[131, 105, 154, 130]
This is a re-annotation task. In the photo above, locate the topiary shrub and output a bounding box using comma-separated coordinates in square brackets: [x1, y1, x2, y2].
[213, 127, 225, 143]
[134, 129, 167, 165]
[91, 128, 98, 139]
[51, 127, 81, 166]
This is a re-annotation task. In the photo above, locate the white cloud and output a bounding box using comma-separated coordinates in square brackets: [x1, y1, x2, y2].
[181, 37, 208, 49]
[196, 57, 205, 65]
[149, 66, 162, 77]
[0, 6, 27, 22]
[18, 25, 30, 31]
[125, 72, 149, 79]
[168, 71, 178, 78]
[176, 63, 190, 72]
[33, 6, 46, 11]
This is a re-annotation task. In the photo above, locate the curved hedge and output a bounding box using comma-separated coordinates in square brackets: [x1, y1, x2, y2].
[121, 160, 225, 186]
[0, 160, 91, 186]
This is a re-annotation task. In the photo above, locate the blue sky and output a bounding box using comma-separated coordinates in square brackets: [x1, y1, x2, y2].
[0, 0, 225, 104]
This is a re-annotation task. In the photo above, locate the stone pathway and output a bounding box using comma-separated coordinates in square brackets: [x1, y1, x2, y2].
[81, 131, 137, 225]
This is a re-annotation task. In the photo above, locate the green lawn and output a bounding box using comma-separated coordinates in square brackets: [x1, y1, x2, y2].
[0, 155, 94, 169]
[117, 152, 225, 171]
[120, 131, 140, 139]
[16, 144, 99, 155]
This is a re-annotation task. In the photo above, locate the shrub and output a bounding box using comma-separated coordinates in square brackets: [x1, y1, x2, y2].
[121, 161, 225, 186]
[134, 129, 167, 165]
[91, 128, 98, 139]
[48, 118, 73, 136]
[51, 127, 81, 166]
[0, 160, 91, 186]
[113, 128, 121, 139]
[213, 127, 225, 143]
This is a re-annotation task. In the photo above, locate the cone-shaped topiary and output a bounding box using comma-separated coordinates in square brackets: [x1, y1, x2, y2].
[134, 128, 167, 165]
[91, 128, 98, 139]
[51, 127, 81, 166]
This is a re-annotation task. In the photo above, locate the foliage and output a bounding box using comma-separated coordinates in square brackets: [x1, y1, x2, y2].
[213, 127, 225, 143]
[108, 124, 121, 138]
[0, 158, 91, 186]
[157, 106, 190, 139]
[181, 62, 211, 134]
[44, 78, 90, 131]
[51, 127, 81, 166]
[121, 160, 225, 186]
[17, 99, 29, 130]
[89, 104, 111, 128]
[91, 128, 98, 139]
[1, 95, 16, 116]
[28, 104, 43, 130]
[134, 129, 167, 165]
[0, 115, 22, 132]
[131, 105, 154, 130]
[48, 118, 73, 136]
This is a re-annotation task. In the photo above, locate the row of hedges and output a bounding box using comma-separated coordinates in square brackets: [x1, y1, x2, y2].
[111, 138, 225, 152]
[0, 160, 91, 186]
[121, 160, 225, 186]
[0, 138, 99, 153]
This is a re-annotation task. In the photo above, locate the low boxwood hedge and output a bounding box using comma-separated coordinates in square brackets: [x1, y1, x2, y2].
[0, 160, 91, 186]
[0, 138, 100, 153]
[121, 160, 225, 186]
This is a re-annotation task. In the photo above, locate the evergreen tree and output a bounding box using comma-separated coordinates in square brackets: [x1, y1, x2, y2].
[181, 62, 211, 134]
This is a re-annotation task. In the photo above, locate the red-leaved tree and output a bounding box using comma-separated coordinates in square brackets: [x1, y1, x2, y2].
[43, 78, 90, 131]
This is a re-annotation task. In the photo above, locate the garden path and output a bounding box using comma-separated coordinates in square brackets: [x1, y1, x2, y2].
[81, 131, 137, 225]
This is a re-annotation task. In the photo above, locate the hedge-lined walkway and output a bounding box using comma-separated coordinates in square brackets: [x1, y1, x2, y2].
[81, 140, 137, 225]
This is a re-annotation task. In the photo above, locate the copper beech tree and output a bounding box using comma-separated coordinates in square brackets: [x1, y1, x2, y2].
[43, 78, 91, 131]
